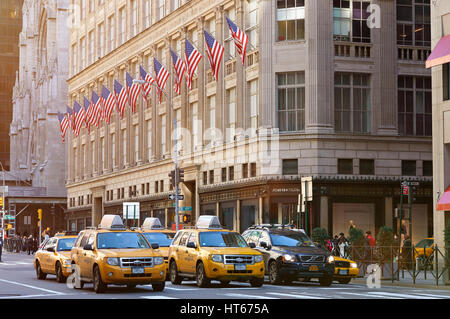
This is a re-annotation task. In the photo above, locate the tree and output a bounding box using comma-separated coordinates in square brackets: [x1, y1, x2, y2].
[311, 227, 328, 247]
[376, 226, 395, 262]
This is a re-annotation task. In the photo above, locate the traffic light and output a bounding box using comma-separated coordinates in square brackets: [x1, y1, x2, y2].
[169, 170, 176, 188]
[177, 168, 184, 183]
[182, 214, 191, 223]
[5, 224, 11, 230]
[37, 208, 42, 220]
[0, 196, 3, 207]
[408, 186, 417, 204]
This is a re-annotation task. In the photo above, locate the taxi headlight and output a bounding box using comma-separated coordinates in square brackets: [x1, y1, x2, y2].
[254, 255, 263, 263]
[350, 262, 358, 268]
[282, 254, 296, 263]
[154, 257, 164, 265]
[106, 257, 120, 266]
[62, 259, 72, 266]
[211, 255, 223, 263]
[327, 255, 335, 264]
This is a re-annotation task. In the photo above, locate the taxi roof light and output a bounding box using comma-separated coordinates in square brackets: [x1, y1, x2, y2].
[141, 217, 164, 230]
[195, 215, 223, 229]
[98, 214, 126, 230]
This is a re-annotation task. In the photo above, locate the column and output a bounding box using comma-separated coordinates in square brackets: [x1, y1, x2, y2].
[216, 202, 220, 218]
[385, 197, 393, 228]
[197, 18, 205, 149]
[258, 196, 263, 225]
[320, 196, 329, 230]
[236, 199, 240, 232]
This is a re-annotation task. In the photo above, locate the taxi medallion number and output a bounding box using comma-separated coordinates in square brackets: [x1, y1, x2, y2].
[235, 264, 246, 271]
[309, 265, 319, 271]
[339, 269, 348, 275]
[132, 267, 145, 274]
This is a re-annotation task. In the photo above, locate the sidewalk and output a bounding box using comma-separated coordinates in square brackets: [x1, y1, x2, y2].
[353, 271, 450, 290]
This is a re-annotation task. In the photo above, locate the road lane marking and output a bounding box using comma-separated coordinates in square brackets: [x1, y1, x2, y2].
[266, 292, 327, 299]
[0, 279, 64, 295]
[0, 294, 58, 299]
[15, 262, 32, 265]
[224, 293, 277, 299]
[165, 287, 200, 291]
[339, 292, 399, 299]
[141, 296, 178, 299]
[409, 293, 450, 299]
[367, 292, 439, 299]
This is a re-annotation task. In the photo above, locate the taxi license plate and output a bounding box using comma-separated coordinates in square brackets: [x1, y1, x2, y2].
[339, 269, 348, 275]
[309, 265, 319, 271]
[132, 267, 145, 274]
[235, 264, 246, 271]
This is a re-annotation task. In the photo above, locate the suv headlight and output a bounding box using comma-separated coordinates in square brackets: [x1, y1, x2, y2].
[154, 257, 164, 265]
[282, 254, 296, 263]
[327, 255, 335, 264]
[106, 257, 120, 266]
[211, 255, 223, 263]
[350, 262, 358, 268]
[254, 255, 263, 263]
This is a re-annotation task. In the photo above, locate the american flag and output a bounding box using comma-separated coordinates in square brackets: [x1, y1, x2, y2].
[184, 38, 202, 90]
[66, 106, 74, 130]
[126, 72, 141, 113]
[102, 85, 117, 124]
[57, 111, 69, 142]
[91, 90, 102, 127]
[139, 65, 155, 107]
[73, 101, 86, 137]
[203, 29, 224, 81]
[84, 97, 94, 132]
[225, 16, 249, 65]
[114, 79, 128, 119]
[170, 48, 186, 95]
[153, 58, 170, 103]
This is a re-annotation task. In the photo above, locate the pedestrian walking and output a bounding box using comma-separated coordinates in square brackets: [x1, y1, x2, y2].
[338, 233, 349, 258]
[0, 235, 3, 262]
[348, 220, 356, 236]
[27, 235, 33, 255]
[401, 235, 412, 270]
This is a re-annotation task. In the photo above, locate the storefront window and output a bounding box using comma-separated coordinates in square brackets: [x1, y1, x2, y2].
[276, 0, 305, 42]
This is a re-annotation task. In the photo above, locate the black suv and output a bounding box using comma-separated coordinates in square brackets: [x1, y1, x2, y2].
[242, 225, 335, 286]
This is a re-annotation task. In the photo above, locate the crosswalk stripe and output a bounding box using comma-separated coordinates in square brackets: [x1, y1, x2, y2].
[224, 293, 277, 299]
[368, 292, 440, 299]
[266, 292, 327, 299]
[409, 293, 450, 299]
[339, 292, 399, 299]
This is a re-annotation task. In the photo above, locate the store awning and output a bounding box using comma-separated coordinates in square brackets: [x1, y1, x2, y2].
[426, 35, 450, 68]
[437, 186, 450, 211]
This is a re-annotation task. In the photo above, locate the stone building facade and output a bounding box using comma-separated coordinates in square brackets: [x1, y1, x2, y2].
[66, 0, 433, 242]
[9, 0, 69, 236]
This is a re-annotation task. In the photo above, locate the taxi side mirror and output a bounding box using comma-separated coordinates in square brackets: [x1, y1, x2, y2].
[46, 247, 55, 252]
[248, 242, 256, 249]
[83, 244, 94, 251]
[151, 243, 159, 249]
[186, 241, 197, 249]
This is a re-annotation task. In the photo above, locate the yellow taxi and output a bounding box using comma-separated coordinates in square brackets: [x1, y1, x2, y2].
[34, 233, 78, 283]
[168, 215, 265, 288]
[414, 238, 434, 259]
[333, 256, 359, 284]
[138, 217, 176, 280]
[70, 215, 166, 293]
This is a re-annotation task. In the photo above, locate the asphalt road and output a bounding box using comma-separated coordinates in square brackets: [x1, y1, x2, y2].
[1, 251, 450, 300]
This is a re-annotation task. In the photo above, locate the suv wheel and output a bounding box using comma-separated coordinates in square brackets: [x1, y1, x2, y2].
[152, 281, 165, 292]
[268, 260, 282, 285]
[36, 261, 47, 280]
[319, 274, 333, 287]
[196, 262, 210, 288]
[56, 262, 66, 283]
[169, 261, 182, 285]
[250, 277, 264, 287]
[93, 265, 107, 293]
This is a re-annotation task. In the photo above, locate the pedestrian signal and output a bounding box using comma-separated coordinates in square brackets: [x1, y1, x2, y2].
[37, 208, 42, 220]
[182, 214, 191, 223]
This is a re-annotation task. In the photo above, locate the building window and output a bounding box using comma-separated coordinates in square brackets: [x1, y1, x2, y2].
[98, 22, 105, 58]
[423, 160, 432, 176]
[397, 0, 430, 46]
[88, 30, 94, 64]
[160, 180, 164, 192]
[80, 37, 86, 70]
[334, 72, 371, 133]
[250, 162, 256, 177]
[282, 159, 298, 175]
[402, 160, 416, 176]
[247, 0, 258, 47]
[249, 79, 258, 130]
[226, 88, 236, 142]
[80, 0, 86, 20]
[222, 167, 227, 182]
[209, 170, 214, 184]
[333, 0, 371, 43]
[89, 0, 94, 12]
[444, 63, 450, 101]
[276, 0, 305, 42]
[359, 159, 374, 175]
[155, 181, 159, 193]
[338, 159, 353, 175]
[157, 0, 165, 21]
[277, 72, 305, 132]
[203, 171, 208, 185]
[130, 0, 138, 37]
[119, 7, 126, 45]
[398, 75, 431, 136]
[144, 0, 151, 29]
[243, 163, 248, 179]
[108, 15, 115, 53]
[228, 166, 234, 181]
[224, 7, 236, 59]
[146, 120, 152, 160]
[71, 43, 77, 75]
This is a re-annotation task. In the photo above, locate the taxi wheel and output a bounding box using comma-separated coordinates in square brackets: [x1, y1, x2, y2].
[250, 277, 264, 287]
[169, 261, 182, 285]
[93, 265, 107, 293]
[56, 263, 67, 283]
[338, 278, 351, 284]
[319, 274, 333, 287]
[268, 261, 282, 285]
[152, 281, 165, 292]
[196, 262, 210, 288]
[36, 261, 47, 280]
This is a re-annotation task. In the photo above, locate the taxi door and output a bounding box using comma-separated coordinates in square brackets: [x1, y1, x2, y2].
[48, 238, 60, 274]
[185, 233, 199, 274]
[41, 238, 57, 272]
[176, 232, 190, 273]
[82, 233, 97, 279]
[76, 232, 91, 278]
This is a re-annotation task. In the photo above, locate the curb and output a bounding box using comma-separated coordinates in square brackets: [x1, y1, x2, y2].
[352, 278, 450, 290]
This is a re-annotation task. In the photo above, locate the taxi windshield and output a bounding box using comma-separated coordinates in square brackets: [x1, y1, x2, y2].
[57, 238, 77, 251]
[199, 232, 248, 248]
[143, 232, 175, 247]
[97, 232, 150, 249]
[270, 232, 315, 247]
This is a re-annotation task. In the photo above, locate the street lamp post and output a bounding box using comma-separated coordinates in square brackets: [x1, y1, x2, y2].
[133, 79, 181, 231]
[0, 162, 5, 242]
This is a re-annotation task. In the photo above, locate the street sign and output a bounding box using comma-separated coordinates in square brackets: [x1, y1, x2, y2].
[179, 206, 192, 211]
[169, 194, 184, 201]
[402, 186, 409, 195]
[3, 215, 14, 220]
[301, 176, 313, 201]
